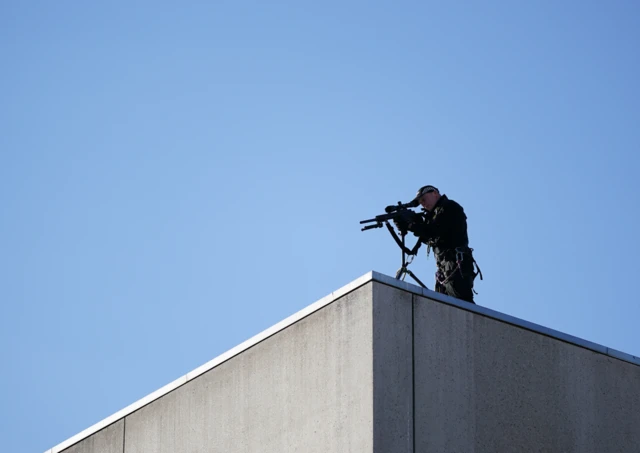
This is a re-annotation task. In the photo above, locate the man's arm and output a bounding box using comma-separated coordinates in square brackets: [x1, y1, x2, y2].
[409, 202, 467, 243]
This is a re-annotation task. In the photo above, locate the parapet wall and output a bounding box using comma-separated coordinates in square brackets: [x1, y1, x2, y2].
[48, 272, 640, 453]
[413, 292, 640, 452]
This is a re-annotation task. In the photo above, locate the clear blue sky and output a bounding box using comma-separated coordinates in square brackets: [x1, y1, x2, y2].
[2, 1, 639, 451]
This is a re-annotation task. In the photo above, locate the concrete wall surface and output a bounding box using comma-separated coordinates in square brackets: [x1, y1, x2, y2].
[413, 293, 640, 453]
[89, 283, 374, 453]
[372, 282, 414, 453]
[52, 273, 640, 453]
[62, 420, 123, 453]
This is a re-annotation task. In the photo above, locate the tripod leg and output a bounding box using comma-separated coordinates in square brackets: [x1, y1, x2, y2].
[395, 234, 410, 281]
[406, 269, 428, 289]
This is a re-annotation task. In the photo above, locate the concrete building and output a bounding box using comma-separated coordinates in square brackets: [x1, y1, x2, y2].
[47, 271, 640, 453]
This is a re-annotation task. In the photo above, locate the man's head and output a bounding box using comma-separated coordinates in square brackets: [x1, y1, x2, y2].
[414, 185, 440, 211]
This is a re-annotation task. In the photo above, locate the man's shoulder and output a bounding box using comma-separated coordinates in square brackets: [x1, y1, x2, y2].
[439, 195, 467, 218]
[440, 195, 464, 210]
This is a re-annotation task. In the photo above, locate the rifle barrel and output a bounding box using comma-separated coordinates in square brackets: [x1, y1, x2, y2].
[361, 223, 383, 231]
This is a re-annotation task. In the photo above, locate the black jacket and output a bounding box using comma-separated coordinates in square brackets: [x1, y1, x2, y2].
[412, 194, 470, 256]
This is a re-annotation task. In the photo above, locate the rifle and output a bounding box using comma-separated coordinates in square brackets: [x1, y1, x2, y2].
[359, 201, 420, 231]
[359, 201, 428, 288]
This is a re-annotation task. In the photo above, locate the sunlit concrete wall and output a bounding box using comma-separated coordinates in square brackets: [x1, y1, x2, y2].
[122, 283, 380, 453]
[56, 280, 413, 453]
[50, 273, 640, 453]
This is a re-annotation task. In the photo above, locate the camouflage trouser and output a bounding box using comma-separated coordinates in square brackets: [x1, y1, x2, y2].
[435, 253, 476, 304]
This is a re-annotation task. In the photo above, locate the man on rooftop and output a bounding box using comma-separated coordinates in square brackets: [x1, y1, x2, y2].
[394, 185, 481, 304]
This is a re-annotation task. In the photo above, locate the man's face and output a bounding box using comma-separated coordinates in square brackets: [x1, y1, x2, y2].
[418, 191, 439, 211]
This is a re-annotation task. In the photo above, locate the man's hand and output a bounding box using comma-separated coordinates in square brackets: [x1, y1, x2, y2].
[393, 210, 420, 234]
[392, 217, 409, 233]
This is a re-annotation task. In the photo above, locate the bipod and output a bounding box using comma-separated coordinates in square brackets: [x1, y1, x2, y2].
[390, 225, 428, 289]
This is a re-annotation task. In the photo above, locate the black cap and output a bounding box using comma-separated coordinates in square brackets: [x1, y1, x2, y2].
[413, 185, 439, 202]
